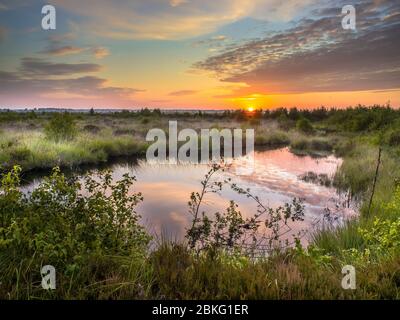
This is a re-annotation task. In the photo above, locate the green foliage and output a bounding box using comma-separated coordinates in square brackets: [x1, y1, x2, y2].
[1, 107, 400, 299]
[313, 186, 400, 268]
[0, 130, 148, 171]
[312, 220, 364, 255]
[342, 218, 400, 266]
[150, 242, 400, 299]
[8, 145, 32, 163]
[385, 129, 400, 147]
[296, 118, 314, 133]
[45, 113, 77, 142]
[0, 166, 151, 298]
[290, 138, 333, 155]
[83, 124, 101, 134]
[294, 240, 333, 267]
[255, 132, 290, 147]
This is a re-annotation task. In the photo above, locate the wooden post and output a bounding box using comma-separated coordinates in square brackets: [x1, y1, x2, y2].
[367, 147, 382, 217]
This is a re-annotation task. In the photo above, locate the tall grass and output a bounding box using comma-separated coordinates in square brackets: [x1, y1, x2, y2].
[0, 130, 147, 171]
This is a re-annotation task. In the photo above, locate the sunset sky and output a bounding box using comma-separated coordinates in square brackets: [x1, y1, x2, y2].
[0, 0, 399, 109]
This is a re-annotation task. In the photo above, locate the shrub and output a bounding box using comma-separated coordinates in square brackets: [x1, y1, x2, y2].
[141, 117, 150, 124]
[9, 145, 32, 163]
[309, 139, 333, 151]
[255, 132, 290, 147]
[0, 166, 151, 298]
[83, 124, 101, 134]
[290, 138, 309, 151]
[290, 138, 332, 154]
[342, 216, 400, 265]
[44, 113, 77, 142]
[186, 165, 305, 254]
[296, 118, 314, 133]
[386, 130, 400, 146]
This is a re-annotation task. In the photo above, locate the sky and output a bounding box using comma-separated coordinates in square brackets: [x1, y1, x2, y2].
[0, 0, 399, 110]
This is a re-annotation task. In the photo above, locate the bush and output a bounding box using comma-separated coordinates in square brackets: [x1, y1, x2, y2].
[290, 138, 309, 151]
[296, 118, 314, 133]
[290, 138, 332, 154]
[141, 117, 150, 124]
[45, 113, 77, 142]
[255, 132, 290, 147]
[0, 166, 151, 298]
[83, 124, 101, 134]
[386, 130, 400, 146]
[249, 118, 261, 126]
[342, 216, 400, 265]
[309, 139, 333, 151]
[9, 145, 32, 163]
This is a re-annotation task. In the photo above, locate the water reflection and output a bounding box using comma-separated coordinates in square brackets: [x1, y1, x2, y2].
[22, 148, 358, 243]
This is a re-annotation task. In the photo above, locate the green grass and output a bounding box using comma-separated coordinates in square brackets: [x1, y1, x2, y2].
[290, 137, 333, 156]
[255, 131, 290, 147]
[311, 220, 365, 255]
[3, 241, 399, 299]
[0, 130, 148, 171]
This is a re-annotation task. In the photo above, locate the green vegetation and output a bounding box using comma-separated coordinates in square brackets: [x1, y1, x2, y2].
[1, 105, 400, 171]
[296, 118, 314, 133]
[44, 113, 77, 142]
[255, 131, 290, 147]
[1, 105, 400, 299]
[1, 163, 400, 299]
[0, 112, 150, 171]
[290, 138, 333, 156]
[0, 166, 150, 299]
[0, 131, 147, 171]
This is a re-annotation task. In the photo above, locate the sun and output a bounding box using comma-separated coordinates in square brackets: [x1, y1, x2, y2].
[247, 107, 254, 112]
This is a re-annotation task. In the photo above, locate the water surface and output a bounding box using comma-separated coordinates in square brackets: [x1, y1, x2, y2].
[23, 147, 357, 244]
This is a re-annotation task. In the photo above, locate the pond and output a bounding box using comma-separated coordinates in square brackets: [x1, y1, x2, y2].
[22, 147, 358, 245]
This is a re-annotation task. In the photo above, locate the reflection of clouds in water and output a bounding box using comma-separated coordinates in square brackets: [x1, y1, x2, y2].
[21, 148, 356, 242]
[131, 148, 353, 240]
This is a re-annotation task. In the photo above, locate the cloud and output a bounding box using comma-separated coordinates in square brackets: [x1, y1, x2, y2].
[0, 26, 6, 41]
[92, 47, 110, 59]
[0, 58, 143, 108]
[194, 0, 400, 94]
[41, 46, 110, 59]
[41, 46, 86, 56]
[169, 0, 187, 7]
[0, 74, 143, 107]
[51, 0, 315, 40]
[20, 58, 101, 76]
[192, 35, 228, 47]
[168, 90, 198, 96]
